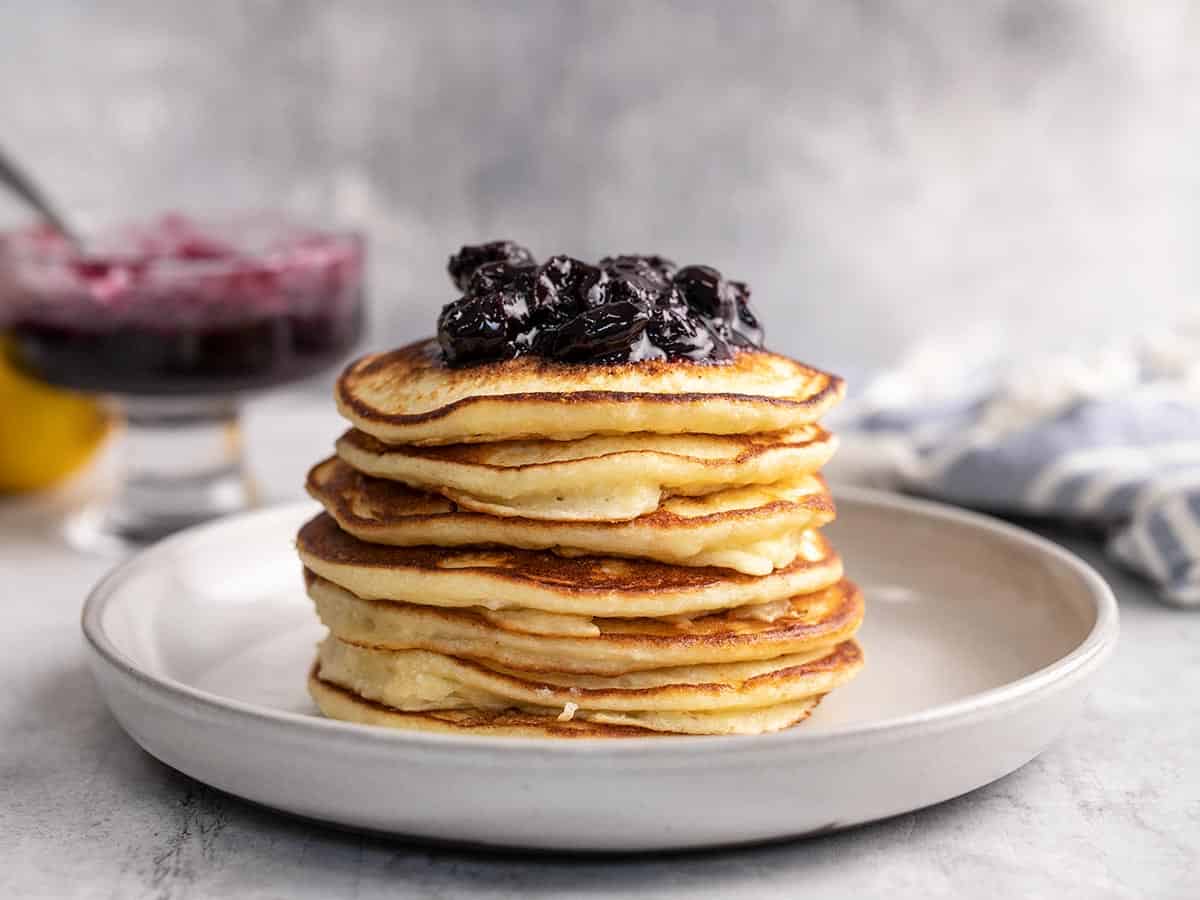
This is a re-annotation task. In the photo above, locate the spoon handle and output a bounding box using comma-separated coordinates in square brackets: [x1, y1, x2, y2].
[0, 146, 77, 243]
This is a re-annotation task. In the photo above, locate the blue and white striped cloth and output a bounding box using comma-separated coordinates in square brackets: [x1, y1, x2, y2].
[831, 328, 1200, 607]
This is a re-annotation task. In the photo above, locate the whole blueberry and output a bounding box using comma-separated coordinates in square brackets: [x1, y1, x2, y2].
[597, 270, 662, 309]
[599, 254, 677, 290]
[437, 290, 525, 365]
[468, 260, 537, 296]
[646, 303, 732, 362]
[447, 241, 535, 292]
[534, 255, 608, 312]
[672, 265, 732, 320]
[549, 300, 650, 362]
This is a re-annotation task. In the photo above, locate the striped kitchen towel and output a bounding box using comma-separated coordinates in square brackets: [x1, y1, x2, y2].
[829, 327, 1200, 607]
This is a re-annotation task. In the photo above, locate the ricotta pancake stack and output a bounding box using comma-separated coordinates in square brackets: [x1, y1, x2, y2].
[299, 244, 864, 737]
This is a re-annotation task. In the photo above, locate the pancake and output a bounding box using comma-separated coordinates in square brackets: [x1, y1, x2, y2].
[308, 573, 864, 675]
[336, 339, 845, 445]
[307, 457, 835, 575]
[309, 671, 822, 737]
[315, 636, 861, 714]
[336, 426, 839, 521]
[297, 514, 843, 618]
[309, 640, 862, 735]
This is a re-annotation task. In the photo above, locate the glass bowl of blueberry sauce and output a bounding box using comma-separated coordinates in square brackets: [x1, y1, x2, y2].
[0, 214, 365, 552]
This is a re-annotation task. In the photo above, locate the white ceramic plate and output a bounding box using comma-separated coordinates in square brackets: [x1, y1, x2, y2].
[82, 489, 1117, 852]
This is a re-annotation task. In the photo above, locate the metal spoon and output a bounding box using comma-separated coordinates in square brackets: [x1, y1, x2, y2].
[0, 144, 78, 244]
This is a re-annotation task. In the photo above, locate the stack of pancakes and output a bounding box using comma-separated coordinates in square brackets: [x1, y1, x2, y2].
[299, 339, 863, 736]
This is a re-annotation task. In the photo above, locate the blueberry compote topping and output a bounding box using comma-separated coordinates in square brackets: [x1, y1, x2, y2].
[439, 242, 764, 366]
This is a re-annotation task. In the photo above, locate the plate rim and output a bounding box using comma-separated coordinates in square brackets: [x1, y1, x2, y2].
[81, 487, 1119, 761]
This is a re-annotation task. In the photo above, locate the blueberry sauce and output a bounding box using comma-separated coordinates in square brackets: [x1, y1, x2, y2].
[0, 216, 364, 395]
[438, 242, 763, 366]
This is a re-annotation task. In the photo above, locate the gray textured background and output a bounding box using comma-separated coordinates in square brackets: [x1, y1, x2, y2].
[3, 0, 1198, 373]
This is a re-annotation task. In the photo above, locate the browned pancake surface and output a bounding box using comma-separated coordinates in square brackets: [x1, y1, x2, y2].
[307, 456, 834, 535]
[297, 512, 837, 598]
[338, 425, 833, 469]
[336, 339, 845, 444]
